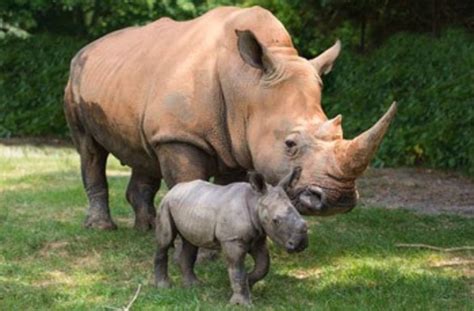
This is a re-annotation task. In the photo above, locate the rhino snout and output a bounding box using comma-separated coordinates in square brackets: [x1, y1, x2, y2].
[298, 186, 326, 212]
[285, 234, 308, 253]
[296, 185, 358, 216]
[285, 222, 308, 253]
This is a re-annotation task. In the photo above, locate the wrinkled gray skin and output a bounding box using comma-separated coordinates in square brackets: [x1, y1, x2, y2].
[154, 167, 308, 305]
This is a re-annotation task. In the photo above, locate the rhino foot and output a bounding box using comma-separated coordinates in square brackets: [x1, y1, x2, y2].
[134, 213, 155, 231]
[230, 294, 251, 306]
[84, 215, 117, 230]
[183, 277, 201, 288]
[155, 279, 172, 289]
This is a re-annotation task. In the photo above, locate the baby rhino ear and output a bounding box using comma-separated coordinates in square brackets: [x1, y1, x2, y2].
[248, 172, 267, 194]
[278, 166, 302, 191]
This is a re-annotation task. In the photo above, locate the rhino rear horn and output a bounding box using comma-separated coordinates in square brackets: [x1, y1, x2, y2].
[340, 102, 398, 176]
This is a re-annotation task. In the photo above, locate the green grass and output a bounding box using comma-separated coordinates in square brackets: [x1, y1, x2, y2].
[0, 144, 472, 310]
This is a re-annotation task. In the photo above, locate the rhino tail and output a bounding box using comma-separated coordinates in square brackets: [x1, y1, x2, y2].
[156, 201, 177, 248]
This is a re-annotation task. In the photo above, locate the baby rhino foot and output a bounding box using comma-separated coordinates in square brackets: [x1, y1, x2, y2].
[230, 294, 251, 306]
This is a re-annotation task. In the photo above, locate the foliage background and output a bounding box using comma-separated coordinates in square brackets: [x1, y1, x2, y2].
[1, 0, 473, 174]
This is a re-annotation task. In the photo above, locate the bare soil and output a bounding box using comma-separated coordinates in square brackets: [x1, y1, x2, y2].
[1, 138, 473, 217]
[358, 167, 474, 217]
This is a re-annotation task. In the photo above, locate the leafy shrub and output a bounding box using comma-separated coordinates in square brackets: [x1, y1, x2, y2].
[0, 34, 86, 137]
[323, 29, 474, 175]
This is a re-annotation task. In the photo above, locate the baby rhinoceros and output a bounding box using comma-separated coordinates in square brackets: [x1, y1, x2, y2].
[154, 167, 308, 305]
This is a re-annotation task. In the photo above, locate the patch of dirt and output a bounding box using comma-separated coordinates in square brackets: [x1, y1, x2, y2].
[288, 267, 323, 280]
[39, 241, 70, 258]
[358, 167, 474, 217]
[34, 270, 73, 287]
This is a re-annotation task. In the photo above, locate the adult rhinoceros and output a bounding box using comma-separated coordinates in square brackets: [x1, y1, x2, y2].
[64, 6, 396, 230]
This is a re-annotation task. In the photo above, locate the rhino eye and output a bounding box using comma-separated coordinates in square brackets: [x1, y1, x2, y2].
[273, 218, 280, 226]
[285, 139, 298, 156]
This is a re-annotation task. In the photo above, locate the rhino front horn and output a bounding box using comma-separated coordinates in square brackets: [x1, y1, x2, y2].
[340, 102, 398, 176]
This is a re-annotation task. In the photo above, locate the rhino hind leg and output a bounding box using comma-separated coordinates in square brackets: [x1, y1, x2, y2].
[77, 134, 117, 230]
[126, 170, 160, 231]
[154, 203, 177, 288]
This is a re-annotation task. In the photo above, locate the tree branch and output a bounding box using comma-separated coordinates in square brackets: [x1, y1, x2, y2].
[396, 243, 474, 252]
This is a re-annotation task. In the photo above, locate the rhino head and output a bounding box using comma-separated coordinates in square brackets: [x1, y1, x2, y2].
[235, 30, 397, 216]
[249, 167, 308, 253]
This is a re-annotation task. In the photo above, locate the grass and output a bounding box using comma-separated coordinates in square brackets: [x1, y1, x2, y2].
[0, 144, 472, 310]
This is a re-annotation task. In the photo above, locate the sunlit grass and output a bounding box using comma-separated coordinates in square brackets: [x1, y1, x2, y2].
[0, 144, 472, 310]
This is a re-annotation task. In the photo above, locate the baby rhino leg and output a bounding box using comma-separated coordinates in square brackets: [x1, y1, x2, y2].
[248, 237, 270, 288]
[154, 203, 177, 288]
[179, 239, 200, 287]
[222, 241, 251, 305]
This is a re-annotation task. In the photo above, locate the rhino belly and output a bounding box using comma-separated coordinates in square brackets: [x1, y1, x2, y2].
[77, 99, 160, 175]
[170, 204, 220, 249]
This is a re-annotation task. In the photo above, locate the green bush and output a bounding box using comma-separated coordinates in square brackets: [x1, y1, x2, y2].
[323, 29, 474, 175]
[0, 29, 473, 175]
[0, 34, 86, 137]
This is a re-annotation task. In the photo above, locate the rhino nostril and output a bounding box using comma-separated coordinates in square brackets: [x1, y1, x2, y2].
[307, 186, 323, 200]
[298, 186, 325, 211]
[286, 241, 295, 249]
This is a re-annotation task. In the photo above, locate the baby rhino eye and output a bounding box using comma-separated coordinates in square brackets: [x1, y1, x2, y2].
[272, 218, 280, 226]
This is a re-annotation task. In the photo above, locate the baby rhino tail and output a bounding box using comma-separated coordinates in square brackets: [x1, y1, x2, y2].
[156, 200, 177, 248]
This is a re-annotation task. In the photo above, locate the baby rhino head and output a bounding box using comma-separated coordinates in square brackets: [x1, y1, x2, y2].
[249, 167, 308, 253]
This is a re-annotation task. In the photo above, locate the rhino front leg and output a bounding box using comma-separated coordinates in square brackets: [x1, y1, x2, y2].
[156, 142, 217, 262]
[154, 203, 177, 288]
[214, 169, 248, 185]
[156, 142, 214, 188]
[77, 134, 117, 230]
[248, 237, 270, 288]
[126, 169, 160, 231]
[179, 238, 200, 287]
[222, 241, 251, 305]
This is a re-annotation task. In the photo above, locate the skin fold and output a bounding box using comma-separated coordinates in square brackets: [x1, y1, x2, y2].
[154, 167, 308, 305]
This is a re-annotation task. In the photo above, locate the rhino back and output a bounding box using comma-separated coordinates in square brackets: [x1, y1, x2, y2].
[164, 180, 256, 247]
[67, 6, 291, 171]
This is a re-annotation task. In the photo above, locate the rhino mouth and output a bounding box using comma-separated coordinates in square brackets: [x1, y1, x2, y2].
[290, 185, 357, 216]
[285, 235, 308, 253]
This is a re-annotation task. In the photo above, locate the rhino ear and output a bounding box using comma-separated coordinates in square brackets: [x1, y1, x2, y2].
[236, 29, 274, 74]
[249, 171, 268, 194]
[278, 166, 302, 191]
[310, 40, 341, 75]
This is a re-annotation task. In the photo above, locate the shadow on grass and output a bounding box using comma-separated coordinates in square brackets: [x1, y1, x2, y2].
[253, 268, 471, 309]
